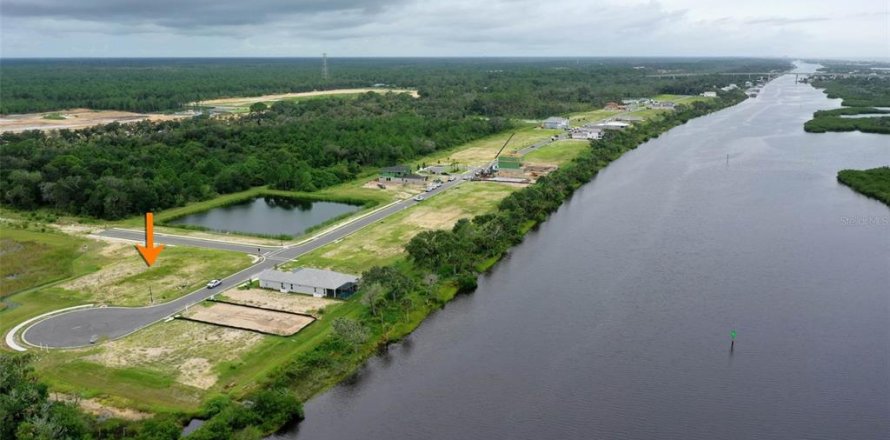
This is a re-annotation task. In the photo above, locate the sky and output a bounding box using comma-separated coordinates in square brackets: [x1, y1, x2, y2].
[1, 0, 888, 58]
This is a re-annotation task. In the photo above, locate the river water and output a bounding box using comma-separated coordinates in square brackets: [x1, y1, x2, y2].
[279, 64, 890, 440]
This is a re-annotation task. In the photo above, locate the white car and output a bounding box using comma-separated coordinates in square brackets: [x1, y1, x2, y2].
[206, 279, 222, 289]
[448, 176, 456, 182]
[413, 195, 425, 202]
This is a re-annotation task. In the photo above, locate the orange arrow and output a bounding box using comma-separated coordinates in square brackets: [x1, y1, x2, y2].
[135, 212, 164, 267]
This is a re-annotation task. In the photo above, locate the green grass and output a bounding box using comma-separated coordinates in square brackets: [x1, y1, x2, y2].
[524, 140, 590, 165]
[567, 109, 620, 124]
[837, 167, 890, 206]
[42, 112, 66, 120]
[653, 94, 711, 105]
[286, 182, 518, 275]
[415, 125, 560, 167]
[0, 227, 105, 298]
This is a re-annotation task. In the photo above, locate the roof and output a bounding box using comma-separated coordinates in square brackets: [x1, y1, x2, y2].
[258, 268, 359, 290]
[381, 165, 411, 173]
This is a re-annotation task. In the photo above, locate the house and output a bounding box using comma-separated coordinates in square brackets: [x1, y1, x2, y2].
[701, 91, 718, 98]
[647, 101, 675, 110]
[614, 114, 644, 123]
[591, 121, 631, 130]
[258, 267, 359, 298]
[379, 165, 427, 184]
[570, 127, 603, 140]
[542, 117, 570, 130]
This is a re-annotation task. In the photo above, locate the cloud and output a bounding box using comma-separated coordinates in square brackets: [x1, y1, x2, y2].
[0, 0, 886, 58]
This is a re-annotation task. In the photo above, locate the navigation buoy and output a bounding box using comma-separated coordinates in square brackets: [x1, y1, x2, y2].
[730, 329, 736, 352]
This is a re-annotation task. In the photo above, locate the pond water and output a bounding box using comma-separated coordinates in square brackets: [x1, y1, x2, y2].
[277, 62, 890, 439]
[169, 197, 361, 237]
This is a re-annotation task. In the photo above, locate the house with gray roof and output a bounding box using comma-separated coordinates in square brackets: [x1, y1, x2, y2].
[257, 267, 359, 298]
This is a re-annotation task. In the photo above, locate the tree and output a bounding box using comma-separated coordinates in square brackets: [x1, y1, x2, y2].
[249, 102, 268, 113]
[331, 317, 368, 351]
[360, 282, 386, 317]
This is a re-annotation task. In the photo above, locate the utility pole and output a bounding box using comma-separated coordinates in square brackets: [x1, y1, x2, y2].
[149, 285, 153, 305]
[322, 53, 329, 81]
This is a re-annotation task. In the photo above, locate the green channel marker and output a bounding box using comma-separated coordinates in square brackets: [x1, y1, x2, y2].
[731, 330, 737, 340]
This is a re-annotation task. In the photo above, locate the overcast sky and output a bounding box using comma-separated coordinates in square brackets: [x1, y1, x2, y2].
[1, 0, 888, 58]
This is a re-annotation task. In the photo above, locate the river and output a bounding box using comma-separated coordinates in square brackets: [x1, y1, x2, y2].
[277, 64, 890, 440]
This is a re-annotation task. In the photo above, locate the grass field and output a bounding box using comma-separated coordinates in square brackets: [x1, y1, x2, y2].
[653, 94, 712, 105]
[57, 242, 252, 307]
[0, 227, 105, 298]
[567, 109, 621, 125]
[33, 318, 264, 412]
[286, 182, 518, 274]
[524, 140, 590, 166]
[417, 126, 561, 167]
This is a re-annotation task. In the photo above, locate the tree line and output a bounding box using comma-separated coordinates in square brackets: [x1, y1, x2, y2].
[1, 93, 507, 219]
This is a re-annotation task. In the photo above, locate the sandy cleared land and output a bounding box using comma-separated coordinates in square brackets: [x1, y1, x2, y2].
[195, 88, 419, 108]
[220, 288, 335, 315]
[0, 108, 186, 133]
[81, 319, 264, 390]
[185, 302, 314, 336]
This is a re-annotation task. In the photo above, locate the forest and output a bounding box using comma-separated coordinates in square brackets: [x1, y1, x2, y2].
[810, 76, 890, 107]
[837, 167, 890, 207]
[1, 58, 791, 115]
[0, 58, 791, 220]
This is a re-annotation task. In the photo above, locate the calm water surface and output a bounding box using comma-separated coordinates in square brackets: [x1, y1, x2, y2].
[169, 197, 359, 237]
[279, 65, 890, 440]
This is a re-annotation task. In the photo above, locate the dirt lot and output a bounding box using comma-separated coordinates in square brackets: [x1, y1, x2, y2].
[196, 88, 419, 108]
[185, 302, 314, 336]
[51, 393, 151, 421]
[0, 108, 186, 133]
[220, 289, 336, 315]
[82, 319, 264, 390]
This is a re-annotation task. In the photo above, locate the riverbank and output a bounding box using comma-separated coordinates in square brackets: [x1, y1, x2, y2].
[182, 90, 749, 438]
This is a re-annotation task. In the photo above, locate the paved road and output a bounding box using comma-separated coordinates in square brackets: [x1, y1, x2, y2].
[22, 177, 467, 348]
[97, 229, 280, 255]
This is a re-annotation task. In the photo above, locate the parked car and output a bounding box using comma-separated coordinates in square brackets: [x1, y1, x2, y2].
[413, 195, 425, 202]
[206, 279, 222, 289]
[448, 176, 457, 182]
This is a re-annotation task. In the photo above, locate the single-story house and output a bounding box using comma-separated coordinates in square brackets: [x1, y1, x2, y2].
[701, 91, 718, 98]
[379, 165, 428, 184]
[570, 128, 603, 140]
[542, 117, 570, 130]
[591, 121, 631, 130]
[258, 267, 359, 298]
[648, 101, 676, 110]
[614, 114, 645, 123]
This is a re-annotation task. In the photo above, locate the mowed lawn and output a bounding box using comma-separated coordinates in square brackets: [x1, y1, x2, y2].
[288, 182, 518, 274]
[418, 126, 561, 167]
[0, 227, 105, 298]
[524, 140, 590, 166]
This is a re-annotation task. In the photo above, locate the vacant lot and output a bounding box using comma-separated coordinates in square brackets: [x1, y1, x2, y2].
[419, 127, 561, 167]
[185, 302, 314, 336]
[289, 182, 517, 274]
[37, 319, 265, 411]
[524, 140, 590, 166]
[0, 227, 105, 297]
[0, 108, 185, 133]
[60, 241, 251, 306]
[220, 288, 336, 315]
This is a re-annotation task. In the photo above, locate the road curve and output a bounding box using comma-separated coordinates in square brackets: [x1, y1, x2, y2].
[21, 177, 466, 348]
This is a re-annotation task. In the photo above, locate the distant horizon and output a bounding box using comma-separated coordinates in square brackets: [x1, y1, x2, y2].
[1, 56, 888, 62]
[2, 0, 885, 59]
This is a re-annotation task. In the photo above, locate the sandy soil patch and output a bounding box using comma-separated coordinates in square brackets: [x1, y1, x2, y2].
[196, 88, 419, 107]
[221, 289, 335, 315]
[84, 320, 263, 390]
[403, 206, 466, 229]
[185, 302, 314, 336]
[0, 108, 186, 133]
[51, 393, 151, 421]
